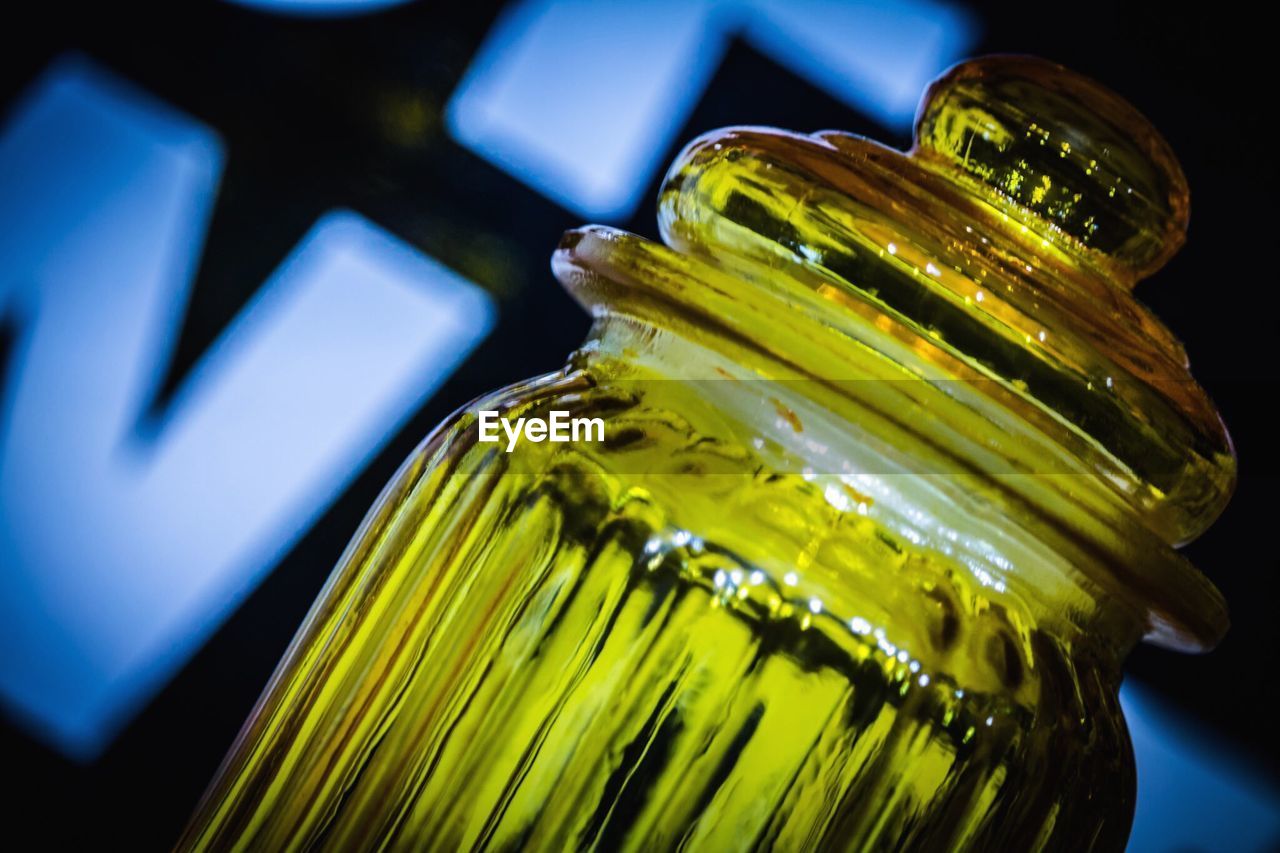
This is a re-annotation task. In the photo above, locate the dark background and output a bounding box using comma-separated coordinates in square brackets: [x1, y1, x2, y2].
[2, 1, 1275, 847]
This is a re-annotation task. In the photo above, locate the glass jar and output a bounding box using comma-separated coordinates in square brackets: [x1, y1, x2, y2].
[178, 55, 1234, 851]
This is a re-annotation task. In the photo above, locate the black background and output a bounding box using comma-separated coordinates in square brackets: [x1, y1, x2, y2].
[2, 1, 1276, 847]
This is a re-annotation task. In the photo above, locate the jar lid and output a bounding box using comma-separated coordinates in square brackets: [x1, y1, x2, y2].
[556, 55, 1233, 651]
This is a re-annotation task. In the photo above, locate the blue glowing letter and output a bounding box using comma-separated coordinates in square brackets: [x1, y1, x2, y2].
[0, 57, 494, 758]
[447, 0, 974, 219]
[223, 0, 413, 16]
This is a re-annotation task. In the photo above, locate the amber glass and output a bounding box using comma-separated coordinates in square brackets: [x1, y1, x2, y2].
[178, 56, 1233, 851]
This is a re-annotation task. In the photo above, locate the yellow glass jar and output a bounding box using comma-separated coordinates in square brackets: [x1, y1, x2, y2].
[179, 55, 1233, 851]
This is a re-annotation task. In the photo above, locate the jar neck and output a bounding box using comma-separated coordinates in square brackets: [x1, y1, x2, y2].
[574, 314, 1147, 665]
[554, 224, 1226, 654]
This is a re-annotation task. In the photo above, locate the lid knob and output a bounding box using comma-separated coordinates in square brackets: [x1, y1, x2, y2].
[914, 55, 1189, 287]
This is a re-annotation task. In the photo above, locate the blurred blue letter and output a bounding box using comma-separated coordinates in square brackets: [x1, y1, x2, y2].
[447, 0, 974, 219]
[0, 57, 494, 759]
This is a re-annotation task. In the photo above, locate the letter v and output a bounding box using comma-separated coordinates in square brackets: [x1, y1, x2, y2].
[0, 56, 494, 758]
